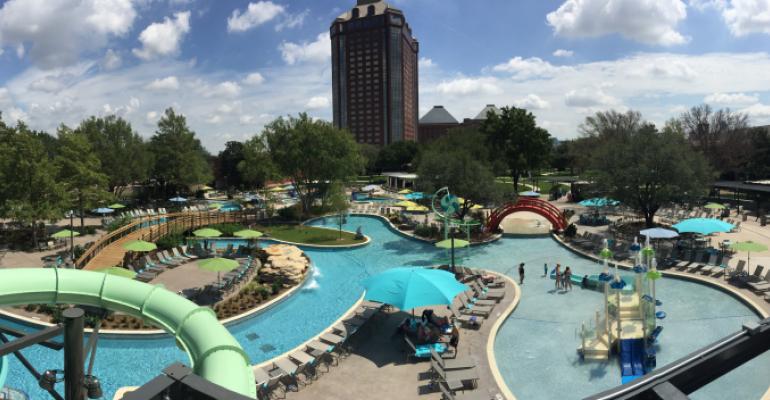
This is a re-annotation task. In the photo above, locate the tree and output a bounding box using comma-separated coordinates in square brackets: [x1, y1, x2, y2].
[482, 106, 552, 191]
[744, 127, 770, 179]
[215, 141, 246, 193]
[375, 140, 420, 172]
[76, 115, 151, 197]
[239, 135, 277, 190]
[680, 104, 750, 178]
[550, 140, 575, 173]
[586, 112, 712, 227]
[327, 181, 349, 239]
[417, 131, 501, 219]
[55, 126, 110, 227]
[262, 113, 362, 215]
[0, 123, 66, 248]
[150, 108, 212, 196]
[357, 143, 380, 175]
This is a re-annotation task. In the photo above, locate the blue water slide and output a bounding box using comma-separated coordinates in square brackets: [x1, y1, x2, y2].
[620, 338, 646, 384]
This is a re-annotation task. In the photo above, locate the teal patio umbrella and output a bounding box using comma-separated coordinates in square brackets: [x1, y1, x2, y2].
[673, 218, 733, 235]
[362, 267, 468, 311]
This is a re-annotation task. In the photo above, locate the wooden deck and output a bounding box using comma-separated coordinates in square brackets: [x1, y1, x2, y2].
[83, 225, 159, 270]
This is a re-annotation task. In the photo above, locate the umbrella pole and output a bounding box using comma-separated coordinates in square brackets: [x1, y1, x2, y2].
[451, 236, 455, 274]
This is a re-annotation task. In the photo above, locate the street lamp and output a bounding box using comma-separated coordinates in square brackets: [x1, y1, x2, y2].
[66, 210, 75, 261]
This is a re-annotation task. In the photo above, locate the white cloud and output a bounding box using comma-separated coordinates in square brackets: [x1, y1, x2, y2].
[239, 115, 255, 124]
[6, 107, 28, 123]
[723, 0, 770, 36]
[741, 102, 770, 118]
[637, 60, 697, 80]
[435, 77, 502, 95]
[0, 0, 136, 68]
[492, 57, 571, 79]
[704, 92, 759, 105]
[205, 114, 222, 124]
[29, 76, 65, 93]
[146, 76, 180, 91]
[15, 44, 24, 59]
[101, 49, 122, 70]
[564, 88, 620, 108]
[204, 81, 241, 98]
[243, 72, 265, 85]
[146, 111, 159, 124]
[305, 96, 330, 109]
[553, 49, 574, 57]
[227, 1, 284, 32]
[546, 0, 689, 46]
[279, 33, 330, 65]
[275, 9, 309, 32]
[419, 57, 436, 68]
[513, 94, 551, 110]
[132, 11, 191, 60]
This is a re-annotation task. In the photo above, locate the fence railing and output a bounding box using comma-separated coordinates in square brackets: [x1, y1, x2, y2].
[75, 209, 265, 269]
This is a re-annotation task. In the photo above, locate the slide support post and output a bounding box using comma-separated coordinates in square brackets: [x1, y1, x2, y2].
[63, 308, 85, 400]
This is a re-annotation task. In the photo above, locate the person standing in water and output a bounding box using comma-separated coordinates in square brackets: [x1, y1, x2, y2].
[564, 266, 573, 291]
[543, 263, 548, 278]
[555, 264, 562, 290]
[518, 262, 525, 285]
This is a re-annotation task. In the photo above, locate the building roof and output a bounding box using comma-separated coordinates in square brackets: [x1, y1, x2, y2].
[713, 180, 770, 195]
[383, 172, 418, 180]
[336, 0, 398, 21]
[419, 105, 459, 125]
[474, 104, 501, 120]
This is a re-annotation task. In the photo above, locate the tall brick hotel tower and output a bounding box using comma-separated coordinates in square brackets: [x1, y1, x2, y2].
[330, 0, 419, 145]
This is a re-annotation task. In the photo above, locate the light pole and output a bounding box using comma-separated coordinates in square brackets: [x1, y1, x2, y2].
[67, 210, 75, 262]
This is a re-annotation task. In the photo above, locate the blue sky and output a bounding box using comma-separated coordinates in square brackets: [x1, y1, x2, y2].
[2, 0, 770, 151]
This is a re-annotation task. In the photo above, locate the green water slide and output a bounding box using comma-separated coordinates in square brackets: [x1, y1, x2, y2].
[0, 268, 256, 398]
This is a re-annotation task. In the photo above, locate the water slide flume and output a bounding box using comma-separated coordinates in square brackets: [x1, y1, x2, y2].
[0, 268, 256, 398]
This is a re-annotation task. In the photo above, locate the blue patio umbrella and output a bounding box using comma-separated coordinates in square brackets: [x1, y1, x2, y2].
[362, 267, 468, 311]
[579, 197, 620, 207]
[640, 227, 679, 239]
[404, 192, 426, 200]
[169, 196, 188, 203]
[519, 191, 541, 197]
[672, 218, 733, 235]
[92, 207, 114, 215]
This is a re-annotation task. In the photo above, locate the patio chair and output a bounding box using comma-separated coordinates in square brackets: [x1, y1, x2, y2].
[471, 280, 504, 300]
[437, 381, 489, 400]
[179, 245, 198, 259]
[430, 347, 475, 370]
[661, 248, 680, 269]
[222, 243, 235, 258]
[727, 260, 747, 279]
[747, 268, 770, 292]
[673, 250, 695, 271]
[688, 252, 712, 273]
[254, 367, 283, 400]
[289, 351, 318, 382]
[457, 297, 492, 317]
[700, 253, 724, 275]
[156, 252, 181, 266]
[748, 265, 765, 283]
[172, 247, 191, 260]
[163, 249, 185, 263]
[429, 358, 479, 391]
[143, 255, 163, 270]
[449, 304, 483, 329]
[462, 291, 496, 308]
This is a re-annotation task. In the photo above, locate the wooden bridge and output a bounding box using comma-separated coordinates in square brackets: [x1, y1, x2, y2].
[485, 197, 569, 233]
[78, 210, 262, 270]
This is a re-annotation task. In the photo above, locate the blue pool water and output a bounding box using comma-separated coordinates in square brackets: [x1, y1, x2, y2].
[2, 215, 768, 399]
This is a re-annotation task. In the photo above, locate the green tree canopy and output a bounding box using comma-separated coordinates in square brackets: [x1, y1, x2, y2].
[262, 113, 362, 214]
[150, 108, 212, 195]
[375, 140, 420, 172]
[481, 106, 551, 191]
[679, 104, 750, 179]
[417, 130, 501, 219]
[357, 143, 380, 175]
[585, 111, 712, 227]
[55, 126, 110, 227]
[76, 115, 151, 197]
[215, 141, 246, 193]
[239, 135, 277, 190]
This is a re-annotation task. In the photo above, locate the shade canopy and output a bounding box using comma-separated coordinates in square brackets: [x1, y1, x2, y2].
[704, 203, 727, 210]
[640, 228, 679, 239]
[193, 228, 223, 237]
[394, 200, 419, 208]
[169, 196, 187, 202]
[403, 192, 426, 200]
[96, 266, 137, 279]
[122, 240, 158, 252]
[234, 229, 264, 239]
[730, 241, 768, 253]
[519, 191, 541, 197]
[362, 267, 468, 310]
[579, 198, 620, 207]
[268, 186, 285, 192]
[108, 203, 126, 209]
[673, 218, 733, 235]
[197, 257, 239, 273]
[361, 184, 380, 192]
[92, 207, 114, 214]
[208, 203, 223, 209]
[397, 189, 412, 194]
[51, 229, 80, 239]
[405, 205, 429, 212]
[435, 238, 470, 249]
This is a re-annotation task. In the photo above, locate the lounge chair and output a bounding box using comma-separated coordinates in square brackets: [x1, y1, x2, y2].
[462, 291, 496, 308]
[688, 252, 712, 273]
[727, 260, 747, 279]
[172, 247, 192, 260]
[143, 255, 163, 270]
[471, 280, 504, 300]
[430, 347, 475, 370]
[449, 304, 483, 329]
[180, 245, 198, 259]
[661, 248, 680, 269]
[457, 297, 492, 317]
[135, 272, 156, 282]
[674, 250, 695, 271]
[437, 381, 489, 400]
[156, 252, 181, 266]
[163, 249, 185, 263]
[700, 253, 723, 275]
[429, 358, 479, 391]
[253, 367, 283, 400]
[747, 269, 770, 292]
[222, 243, 235, 258]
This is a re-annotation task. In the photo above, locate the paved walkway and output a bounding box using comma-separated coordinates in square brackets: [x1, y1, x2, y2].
[282, 277, 516, 400]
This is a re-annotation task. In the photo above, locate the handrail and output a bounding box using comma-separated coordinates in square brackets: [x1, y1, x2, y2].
[485, 198, 568, 233]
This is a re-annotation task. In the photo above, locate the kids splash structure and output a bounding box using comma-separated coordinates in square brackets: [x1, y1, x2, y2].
[577, 237, 664, 384]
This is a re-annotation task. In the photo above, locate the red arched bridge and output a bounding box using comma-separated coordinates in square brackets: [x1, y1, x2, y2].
[485, 197, 568, 233]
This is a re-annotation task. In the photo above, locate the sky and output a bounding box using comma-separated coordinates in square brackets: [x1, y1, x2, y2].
[1, 0, 770, 152]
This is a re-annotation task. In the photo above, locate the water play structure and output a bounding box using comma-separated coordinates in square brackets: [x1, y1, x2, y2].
[577, 238, 663, 384]
[485, 197, 568, 233]
[0, 268, 255, 398]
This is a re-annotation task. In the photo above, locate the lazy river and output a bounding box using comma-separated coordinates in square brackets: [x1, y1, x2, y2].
[1, 215, 768, 399]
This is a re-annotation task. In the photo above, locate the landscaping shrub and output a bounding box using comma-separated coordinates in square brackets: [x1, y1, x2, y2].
[277, 205, 302, 221]
[156, 232, 184, 250]
[106, 216, 132, 232]
[414, 224, 439, 239]
[564, 223, 577, 238]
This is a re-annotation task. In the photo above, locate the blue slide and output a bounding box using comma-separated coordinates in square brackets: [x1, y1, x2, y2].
[620, 339, 646, 384]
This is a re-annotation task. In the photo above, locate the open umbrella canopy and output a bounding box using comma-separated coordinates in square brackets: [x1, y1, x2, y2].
[403, 192, 426, 200]
[640, 227, 679, 239]
[519, 191, 541, 197]
[108, 203, 126, 209]
[362, 267, 468, 310]
[92, 207, 114, 214]
[268, 186, 285, 192]
[95, 266, 137, 279]
[193, 228, 223, 237]
[234, 229, 264, 239]
[169, 196, 187, 203]
[197, 257, 239, 272]
[405, 205, 429, 212]
[470, 204, 484, 210]
[122, 240, 157, 252]
[208, 202, 223, 209]
[435, 238, 470, 249]
[731, 241, 768, 253]
[673, 218, 733, 235]
[397, 189, 412, 194]
[51, 229, 80, 239]
[394, 200, 419, 208]
[579, 198, 620, 207]
[704, 203, 727, 210]
[362, 184, 380, 192]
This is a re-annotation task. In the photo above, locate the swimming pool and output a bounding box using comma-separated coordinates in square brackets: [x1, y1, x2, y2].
[1, 215, 768, 399]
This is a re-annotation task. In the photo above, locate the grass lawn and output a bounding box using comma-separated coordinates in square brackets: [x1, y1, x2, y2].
[255, 224, 364, 246]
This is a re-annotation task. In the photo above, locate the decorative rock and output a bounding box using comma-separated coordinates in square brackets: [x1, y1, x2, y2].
[260, 244, 310, 285]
